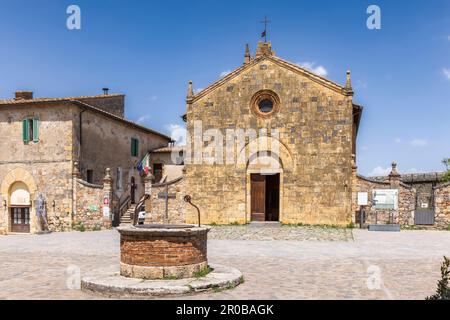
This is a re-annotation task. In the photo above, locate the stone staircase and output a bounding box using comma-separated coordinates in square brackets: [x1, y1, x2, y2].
[119, 204, 136, 226]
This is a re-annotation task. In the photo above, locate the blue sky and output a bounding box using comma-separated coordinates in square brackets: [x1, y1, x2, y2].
[0, 0, 449, 175]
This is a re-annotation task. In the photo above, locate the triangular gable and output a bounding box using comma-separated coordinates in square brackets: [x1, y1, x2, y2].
[190, 55, 347, 103]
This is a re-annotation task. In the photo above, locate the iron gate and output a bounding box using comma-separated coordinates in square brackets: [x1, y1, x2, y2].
[414, 209, 435, 225]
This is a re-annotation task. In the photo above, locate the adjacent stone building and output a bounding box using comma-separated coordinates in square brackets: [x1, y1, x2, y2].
[0, 90, 172, 234]
[183, 42, 362, 226]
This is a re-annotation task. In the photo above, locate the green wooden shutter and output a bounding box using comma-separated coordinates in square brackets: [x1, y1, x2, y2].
[23, 119, 29, 143]
[32, 119, 39, 142]
[131, 138, 139, 157]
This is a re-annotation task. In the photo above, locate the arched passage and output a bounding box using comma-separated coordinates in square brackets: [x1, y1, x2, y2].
[1, 168, 37, 233]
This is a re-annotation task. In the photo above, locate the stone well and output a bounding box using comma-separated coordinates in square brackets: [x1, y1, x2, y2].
[117, 224, 210, 280]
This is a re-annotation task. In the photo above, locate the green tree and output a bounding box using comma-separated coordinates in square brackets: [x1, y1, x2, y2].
[443, 158, 450, 183]
[426, 256, 450, 300]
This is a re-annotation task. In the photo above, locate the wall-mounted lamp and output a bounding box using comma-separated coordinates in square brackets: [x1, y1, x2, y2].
[3, 200, 6, 210]
[52, 200, 56, 209]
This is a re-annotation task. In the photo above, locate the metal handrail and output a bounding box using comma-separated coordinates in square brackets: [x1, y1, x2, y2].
[132, 194, 150, 226]
[119, 195, 131, 217]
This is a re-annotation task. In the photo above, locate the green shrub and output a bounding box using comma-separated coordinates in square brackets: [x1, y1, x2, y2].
[426, 256, 450, 300]
[73, 222, 85, 232]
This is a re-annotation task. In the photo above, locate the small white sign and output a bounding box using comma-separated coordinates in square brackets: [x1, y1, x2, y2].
[102, 206, 110, 218]
[421, 203, 429, 209]
[358, 192, 369, 206]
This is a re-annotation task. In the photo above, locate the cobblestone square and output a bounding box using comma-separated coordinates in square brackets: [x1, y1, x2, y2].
[0, 226, 449, 300]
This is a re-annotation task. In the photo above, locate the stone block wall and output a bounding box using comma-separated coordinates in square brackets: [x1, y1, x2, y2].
[434, 183, 450, 229]
[74, 179, 109, 230]
[145, 177, 186, 224]
[353, 175, 416, 226]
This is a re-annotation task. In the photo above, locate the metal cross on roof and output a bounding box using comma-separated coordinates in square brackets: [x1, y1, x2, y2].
[260, 16, 271, 43]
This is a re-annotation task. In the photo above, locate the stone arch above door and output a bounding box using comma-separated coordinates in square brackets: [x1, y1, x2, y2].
[236, 136, 294, 172]
[1, 168, 37, 199]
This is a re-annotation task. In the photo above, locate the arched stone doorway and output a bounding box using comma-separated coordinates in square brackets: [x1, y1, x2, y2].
[9, 182, 31, 233]
[236, 136, 294, 224]
[247, 152, 283, 222]
[1, 168, 37, 234]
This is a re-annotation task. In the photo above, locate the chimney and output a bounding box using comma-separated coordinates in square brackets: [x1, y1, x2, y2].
[15, 91, 33, 100]
[102, 88, 109, 95]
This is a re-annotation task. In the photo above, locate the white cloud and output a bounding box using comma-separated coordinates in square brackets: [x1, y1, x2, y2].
[368, 166, 391, 176]
[443, 68, 450, 80]
[136, 115, 150, 125]
[149, 96, 158, 101]
[220, 70, 231, 77]
[394, 138, 402, 144]
[297, 62, 328, 77]
[361, 146, 369, 151]
[409, 139, 428, 147]
[448, 35, 450, 41]
[166, 124, 186, 146]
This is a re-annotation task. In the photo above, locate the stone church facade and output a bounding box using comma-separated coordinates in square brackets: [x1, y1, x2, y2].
[184, 42, 362, 226]
[0, 91, 172, 234]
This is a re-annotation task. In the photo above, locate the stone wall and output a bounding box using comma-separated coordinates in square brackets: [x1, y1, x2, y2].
[145, 177, 186, 224]
[434, 183, 450, 229]
[74, 179, 108, 230]
[353, 175, 416, 226]
[186, 48, 354, 225]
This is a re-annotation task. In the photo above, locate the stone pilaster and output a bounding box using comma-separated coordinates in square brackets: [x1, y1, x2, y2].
[102, 168, 113, 228]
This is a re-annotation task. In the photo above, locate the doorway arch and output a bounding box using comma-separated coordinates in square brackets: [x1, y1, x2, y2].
[246, 152, 284, 223]
[0, 168, 37, 233]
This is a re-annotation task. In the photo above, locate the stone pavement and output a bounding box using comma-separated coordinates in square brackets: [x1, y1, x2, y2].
[208, 224, 353, 241]
[0, 226, 449, 300]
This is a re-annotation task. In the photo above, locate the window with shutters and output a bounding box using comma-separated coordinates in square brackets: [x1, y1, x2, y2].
[22, 118, 39, 144]
[131, 138, 139, 157]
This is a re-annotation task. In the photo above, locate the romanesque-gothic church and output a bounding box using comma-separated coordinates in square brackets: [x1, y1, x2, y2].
[184, 41, 362, 226]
